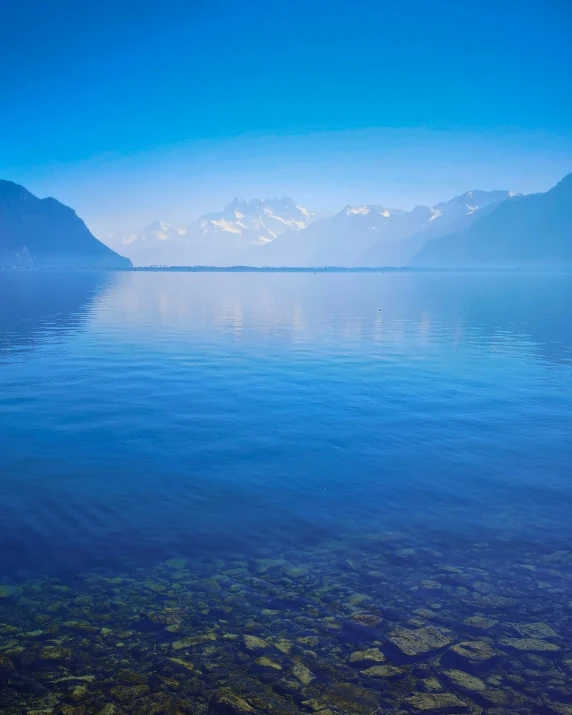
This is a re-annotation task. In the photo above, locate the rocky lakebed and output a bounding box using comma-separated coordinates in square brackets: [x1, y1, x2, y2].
[1, 533, 571, 715]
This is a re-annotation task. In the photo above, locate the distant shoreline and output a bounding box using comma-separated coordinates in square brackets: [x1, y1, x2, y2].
[133, 265, 572, 274]
[2, 266, 572, 274]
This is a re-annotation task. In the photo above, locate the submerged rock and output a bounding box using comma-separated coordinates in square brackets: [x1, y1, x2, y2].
[499, 637, 560, 653]
[166, 656, 196, 673]
[463, 616, 497, 632]
[2, 534, 572, 714]
[292, 661, 315, 685]
[208, 689, 255, 714]
[361, 664, 406, 679]
[255, 656, 282, 670]
[39, 646, 72, 661]
[404, 692, 469, 713]
[348, 648, 386, 664]
[274, 638, 293, 654]
[321, 682, 380, 714]
[389, 626, 455, 659]
[441, 641, 498, 671]
[243, 634, 271, 651]
[418, 677, 444, 692]
[172, 633, 217, 649]
[442, 668, 486, 692]
[351, 613, 383, 628]
[513, 622, 559, 639]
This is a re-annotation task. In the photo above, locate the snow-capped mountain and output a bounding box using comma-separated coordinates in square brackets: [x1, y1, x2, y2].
[244, 189, 515, 267]
[102, 189, 517, 267]
[410, 175, 572, 267]
[104, 198, 319, 266]
[357, 189, 515, 267]
[243, 204, 433, 267]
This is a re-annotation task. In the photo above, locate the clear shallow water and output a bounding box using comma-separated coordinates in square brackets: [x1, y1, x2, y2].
[1, 270, 572, 714]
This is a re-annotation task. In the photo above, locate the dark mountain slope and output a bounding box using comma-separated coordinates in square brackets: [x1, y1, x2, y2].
[411, 174, 572, 268]
[359, 190, 511, 267]
[0, 180, 131, 269]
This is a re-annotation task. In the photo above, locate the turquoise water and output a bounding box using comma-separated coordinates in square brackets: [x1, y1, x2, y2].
[1, 271, 572, 713]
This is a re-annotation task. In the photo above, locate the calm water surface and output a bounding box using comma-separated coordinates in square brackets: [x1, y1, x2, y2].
[1, 271, 572, 713]
[1, 271, 571, 575]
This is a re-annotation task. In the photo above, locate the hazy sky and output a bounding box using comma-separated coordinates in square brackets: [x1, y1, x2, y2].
[1, 0, 571, 236]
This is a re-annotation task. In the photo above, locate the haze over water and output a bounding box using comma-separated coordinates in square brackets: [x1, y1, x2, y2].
[2, 271, 571, 578]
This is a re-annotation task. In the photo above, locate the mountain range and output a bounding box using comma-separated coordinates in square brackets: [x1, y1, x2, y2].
[105, 188, 537, 268]
[105, 198, 322, 267]
[411, 173, 572, 267]
[240, 189, 515, 268]
[1, 173, 571, 270]
[0, 181, 131, 269]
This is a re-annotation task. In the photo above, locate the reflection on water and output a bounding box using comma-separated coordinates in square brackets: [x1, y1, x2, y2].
[1, 271, 572, 714]
[99, 272, 572, 365]
[0, 270, 119, 360]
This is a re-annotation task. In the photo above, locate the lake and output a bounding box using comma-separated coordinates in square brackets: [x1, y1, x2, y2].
[1, 270, 572, 713]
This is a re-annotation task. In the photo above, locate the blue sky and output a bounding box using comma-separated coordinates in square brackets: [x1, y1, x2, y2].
[1, 0, 571, 235]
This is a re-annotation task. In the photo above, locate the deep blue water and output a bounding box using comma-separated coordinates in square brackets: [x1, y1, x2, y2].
[1, 270, 572, 577]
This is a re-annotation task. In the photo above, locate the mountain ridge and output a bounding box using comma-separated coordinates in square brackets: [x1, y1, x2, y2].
[0, 180, 131, 269]
[410, 172, 572, 268]
[105, 187, 518, 268]
[105, 197, 321, 267]
[6, 174, 569, 270]
[241, 189, 514, 268]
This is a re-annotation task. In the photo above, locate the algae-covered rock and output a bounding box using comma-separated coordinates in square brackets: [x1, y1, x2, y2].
[292, 661, 315, 685]
[62, 620, 98, 633]
[172, 633, 217, 650]
[442, 669, 486, 692]
[348, 648, 386, 664]
[361, 664, 406, 679]
[419, 677, 444, 692]
[39, 646, 72, 661]
[441, 641, 498, 671]
[463, 616, 497, 632]
[274, 678, 302, 697]
[255, 656, 282, 670]
[389, 625, 455, 658]
[405, 692, 469, 712]
[208, 689, 255, 714]
[167, 657, 195, 672]
[70, 684, 88, 701]
[111, 683, 150, 701]
[513, 622, 558, 639]
[351, 613, 382, 627]
[243, 634, 271, 651]
[297, 635, 319, 647]
[321, 683, 380, 714]
[274, 638, 293, 654]
[499, 637, 560, 653]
